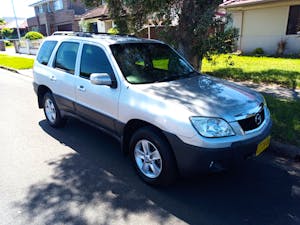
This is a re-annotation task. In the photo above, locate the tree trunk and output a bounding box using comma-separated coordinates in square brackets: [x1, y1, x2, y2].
[178, 41, 202, 71]
[177, 1, 203, 71]
[191, 55, 202, 72]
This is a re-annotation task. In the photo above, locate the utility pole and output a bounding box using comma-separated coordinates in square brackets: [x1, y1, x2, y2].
[11, 0, 21, 40]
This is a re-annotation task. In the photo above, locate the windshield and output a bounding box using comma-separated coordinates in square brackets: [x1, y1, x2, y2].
[110, 43, 196, 84]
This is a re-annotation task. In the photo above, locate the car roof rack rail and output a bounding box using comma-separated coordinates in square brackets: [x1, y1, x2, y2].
[52, 31, 137, 38]
[92, 32, 137, 38]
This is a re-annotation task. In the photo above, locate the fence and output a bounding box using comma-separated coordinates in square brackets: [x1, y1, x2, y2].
[14, 39, 43, 55]
[0, 40, 5, 51]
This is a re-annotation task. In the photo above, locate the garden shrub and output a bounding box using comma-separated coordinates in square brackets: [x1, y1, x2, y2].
[0, 27, 13, 39]
[108, 27, 119, 34]
[252, 48, 264, 55]
[4, 40, 13, 46]
[24, 31, 44, 40]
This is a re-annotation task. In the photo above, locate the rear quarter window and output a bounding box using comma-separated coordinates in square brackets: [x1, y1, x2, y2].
[53, 42, 79, 75]
[36, 41, 58, 65]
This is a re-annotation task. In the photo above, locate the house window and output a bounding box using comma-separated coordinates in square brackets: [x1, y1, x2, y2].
[47, 2, 51, 12]
[38, 5, 44, 14]
[54, 0, 63, 11]
[286, 5, 300, 35]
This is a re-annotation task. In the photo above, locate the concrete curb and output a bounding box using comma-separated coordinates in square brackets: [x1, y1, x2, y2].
[1, 66, 300, 161]
[0, 66, 33, 78]
[0, 65, 18, 74]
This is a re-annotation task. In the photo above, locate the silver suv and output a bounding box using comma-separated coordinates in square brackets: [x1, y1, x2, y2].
[33, 33, 272, 185]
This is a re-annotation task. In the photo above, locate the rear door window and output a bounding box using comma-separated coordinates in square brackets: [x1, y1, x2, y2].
[36, 41, 57, 65]
[53, 42, 79, 74]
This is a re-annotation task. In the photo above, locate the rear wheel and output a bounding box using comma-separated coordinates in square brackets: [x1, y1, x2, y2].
[43, 92, 66, 127]
[129, 127, 177, 186]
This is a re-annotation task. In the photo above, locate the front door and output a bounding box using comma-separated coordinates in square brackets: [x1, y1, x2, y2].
[75, 43, 120, 132]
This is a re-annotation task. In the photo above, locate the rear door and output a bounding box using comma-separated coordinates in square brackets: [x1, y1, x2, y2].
[48, 41, 80, 113]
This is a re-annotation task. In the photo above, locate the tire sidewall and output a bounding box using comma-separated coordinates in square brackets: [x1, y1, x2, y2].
[129, 127, 177, 186]
[43, 92, 63, 127]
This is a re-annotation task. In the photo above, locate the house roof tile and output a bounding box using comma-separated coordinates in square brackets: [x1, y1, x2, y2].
[220, 0, 280, 8]
[76, 5, 109, 20]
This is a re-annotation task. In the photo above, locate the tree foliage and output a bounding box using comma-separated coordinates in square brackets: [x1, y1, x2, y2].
[0, 27, 13, 39]
[79, 19, 92, 32]
[107, 0, 239, 70]
[82, 0, 104, 7]
[0, 18, 5, 25]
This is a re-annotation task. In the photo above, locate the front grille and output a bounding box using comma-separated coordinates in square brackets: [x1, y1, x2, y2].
[238, 107, 265, 132]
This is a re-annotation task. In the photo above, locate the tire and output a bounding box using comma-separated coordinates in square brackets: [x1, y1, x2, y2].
[43, 92, 66, 127]
[129, 127, 178, 186]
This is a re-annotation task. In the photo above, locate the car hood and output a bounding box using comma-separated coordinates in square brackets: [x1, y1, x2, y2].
[133, 75, 264, 122]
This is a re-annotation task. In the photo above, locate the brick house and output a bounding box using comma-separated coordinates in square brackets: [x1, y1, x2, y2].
[27, 0, 86, 36]
[75, 4, 114, 33]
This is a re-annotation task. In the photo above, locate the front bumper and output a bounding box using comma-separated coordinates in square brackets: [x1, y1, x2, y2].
[164, 119, 272, 176]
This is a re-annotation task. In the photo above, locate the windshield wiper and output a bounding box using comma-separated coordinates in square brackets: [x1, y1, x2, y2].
[156, 71, 199, 83]
[184, 70, 199, 77]
[156, 74, 184, 82]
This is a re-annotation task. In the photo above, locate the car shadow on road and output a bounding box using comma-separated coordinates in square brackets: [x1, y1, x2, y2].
[16, 118, 300, 225]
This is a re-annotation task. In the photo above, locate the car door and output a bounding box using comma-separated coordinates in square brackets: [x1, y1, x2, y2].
[48, 41, 79, 113]
[75, 43, 120, 132]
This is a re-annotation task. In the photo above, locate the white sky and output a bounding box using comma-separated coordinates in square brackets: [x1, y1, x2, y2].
[0, 0, 36, 19]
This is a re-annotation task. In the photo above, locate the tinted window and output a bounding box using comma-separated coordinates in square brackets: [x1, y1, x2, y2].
[37, 41, 57, 65]
[286, 5, 300, 35]
[54, 42, 79, 74]
[110, 43, 194, 84]
[80, 44, 114, 79]
[53, 0, 63, 11]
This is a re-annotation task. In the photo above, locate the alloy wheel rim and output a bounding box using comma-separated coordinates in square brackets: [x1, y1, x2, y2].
[134, 139, 162, 178]
[45, 98, 56, 123]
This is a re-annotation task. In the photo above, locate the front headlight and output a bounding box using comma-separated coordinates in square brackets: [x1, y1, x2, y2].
[190, 117, 235, 138]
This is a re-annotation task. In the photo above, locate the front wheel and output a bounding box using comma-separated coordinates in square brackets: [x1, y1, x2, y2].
[43, 92, 66, 127]
[129, 127, 178, 186]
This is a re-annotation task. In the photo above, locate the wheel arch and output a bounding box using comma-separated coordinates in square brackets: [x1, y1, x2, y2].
[37, 85, 52, 108]
[122, 119, 173, 155]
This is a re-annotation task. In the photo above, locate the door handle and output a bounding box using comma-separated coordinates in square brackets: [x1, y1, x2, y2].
[77, 85, 86, 92]
[50, 75, 56, 81]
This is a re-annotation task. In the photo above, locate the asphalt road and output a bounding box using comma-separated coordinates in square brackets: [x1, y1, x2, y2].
[0, 68, 299, 225]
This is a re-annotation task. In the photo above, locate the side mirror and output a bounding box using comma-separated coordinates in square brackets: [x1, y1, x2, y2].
[90, 73, 116, 88]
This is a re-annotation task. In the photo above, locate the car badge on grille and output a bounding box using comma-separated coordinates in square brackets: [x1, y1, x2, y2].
[254, 112, 262, 126]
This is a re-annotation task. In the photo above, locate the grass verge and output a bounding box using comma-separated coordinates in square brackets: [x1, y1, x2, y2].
[265, 95, 300, 147]
[0, 54, 34, 70]
[202, 55, 300, 89]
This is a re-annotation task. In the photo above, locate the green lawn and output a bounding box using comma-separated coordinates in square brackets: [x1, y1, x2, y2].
[264, 95, 300, 147]
[202, 55, 300, 89]
[0, 54, 34, 70]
